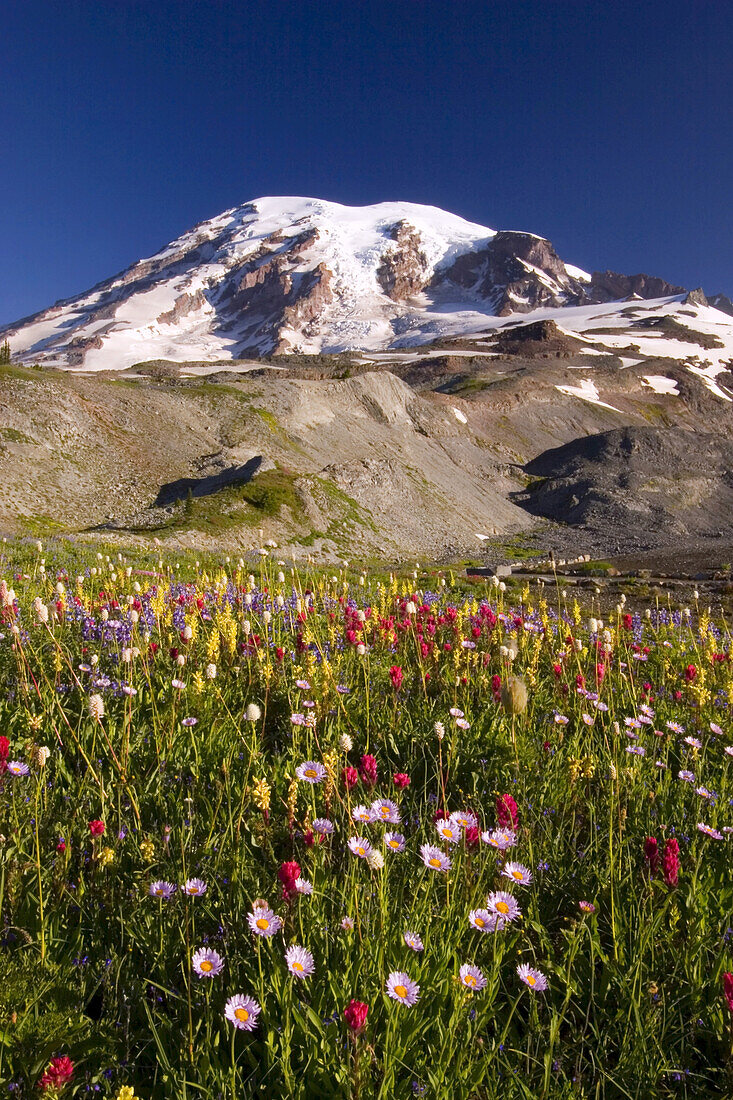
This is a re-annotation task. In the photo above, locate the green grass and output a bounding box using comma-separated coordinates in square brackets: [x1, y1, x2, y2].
[158, 468, 306, 535]
[0, 427, 35, 444]
[16, 513, 68, 535]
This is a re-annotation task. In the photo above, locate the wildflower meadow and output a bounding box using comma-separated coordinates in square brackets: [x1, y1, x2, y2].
[1, 541, 733, 1098]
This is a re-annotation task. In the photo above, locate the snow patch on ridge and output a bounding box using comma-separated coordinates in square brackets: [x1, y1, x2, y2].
[642, 375, 679, 396]
[555, 378, 621, 411]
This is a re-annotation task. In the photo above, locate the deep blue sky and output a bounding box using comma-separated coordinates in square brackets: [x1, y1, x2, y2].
[3, 0, 732, 324]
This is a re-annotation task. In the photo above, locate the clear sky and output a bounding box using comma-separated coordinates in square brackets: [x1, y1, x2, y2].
[2, 0, 732, 324]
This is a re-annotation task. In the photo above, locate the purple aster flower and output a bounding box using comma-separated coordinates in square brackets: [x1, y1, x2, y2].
[348, 836, 373, 859]
[469, 908, 503, 932]
[384, 832, 405, 852]
[182, 878, 207, 896]
[225, 993, 260, 1031]
[247, 905, 282, 937]
[517, 963, 548, 991]
[386, 971, 420, 1006]
[295, 761, 327, 784]
[285, 944, 315, 979]
[486, 891, 521, 922]
[371, 798, 401, 824]
[459, 963, 487, 991]
[192, 947, 224, 977]
[420, 844, 451, 872]
[149, 881, 176, 899]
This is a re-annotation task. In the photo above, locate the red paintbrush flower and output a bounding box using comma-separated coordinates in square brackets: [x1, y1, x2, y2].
[662, 837, 680, 887]
[643, 836, 659, 874]
[344, 999, 369, 1032]
[39, 1055, 74, 1091]
[496, 793, 518, 830]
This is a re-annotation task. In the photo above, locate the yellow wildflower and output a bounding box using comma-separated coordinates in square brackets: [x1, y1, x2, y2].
[206, 628, 220, 664]
[581, 754, 596, 779]
[252, 778, 271, 813]
[140, 839, 155, 862]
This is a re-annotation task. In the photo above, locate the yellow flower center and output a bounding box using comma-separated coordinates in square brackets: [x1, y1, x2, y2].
[388, 840, 399, 848]
[496, 901, 509, 914]
[527, 975, 536, 986]
[475, 917, 485, 928]
[429, 857, 441, 868]
[292, 961, 303, 972]
[234, 1008, 250, 1022]
[357, 847, 365, 856]
[305, 768, 317, 778]
[512, 870, 523, 880]
[464, 975, 476, 987]
[256, 918, 269, 930]
[381, 808, 389, 817]
[200, 960, 212, 972]
[394, 984, 407, 999]
[189, 886, 199, 893]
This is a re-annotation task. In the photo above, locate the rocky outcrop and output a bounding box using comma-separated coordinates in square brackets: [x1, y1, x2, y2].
[589, 270, 685, 302]
[440, 231, 588, 314]
[489, 319, 580, 358]
[158, 289, 207, 325]
[377, 222, 430, 301]
[514, 427, 733, 538]
[214, 228, 332, 353]
[683, 288, 709, 308]
[65, 332, 105, 366]
[274, 263, 335, 353]
[709, 293, 733, 317]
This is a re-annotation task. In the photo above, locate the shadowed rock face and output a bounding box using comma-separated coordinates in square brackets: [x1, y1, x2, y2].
[212, 228, 336, 354]
[488, 319, 581, 358]
[155, 455, 263, 506]
[709, 293, 733, 317]
[513, 427, 733, 538]
[589, 271, 686, 302]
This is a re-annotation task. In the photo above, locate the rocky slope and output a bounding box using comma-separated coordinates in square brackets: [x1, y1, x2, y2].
[1, 291, 733, 560]
[514, 427, 733, 540]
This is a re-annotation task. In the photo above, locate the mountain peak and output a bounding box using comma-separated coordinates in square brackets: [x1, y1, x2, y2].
[0, 197, 725, 370]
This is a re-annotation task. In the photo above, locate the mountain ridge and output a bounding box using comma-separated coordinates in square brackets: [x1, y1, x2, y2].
[5, 195, 729, 371]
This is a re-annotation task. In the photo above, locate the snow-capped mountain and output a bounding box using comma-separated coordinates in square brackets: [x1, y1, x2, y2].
[1, 196, 729, 370]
